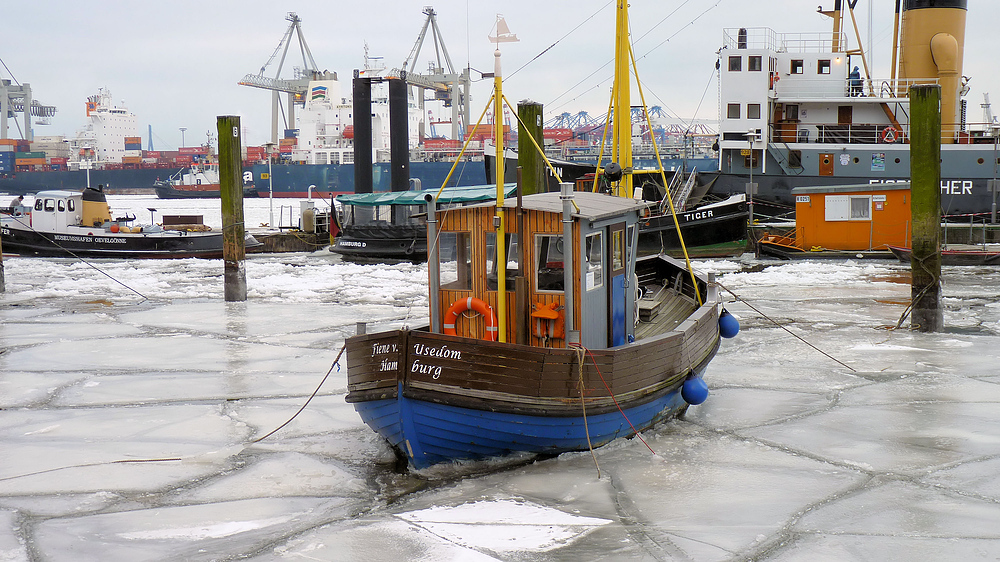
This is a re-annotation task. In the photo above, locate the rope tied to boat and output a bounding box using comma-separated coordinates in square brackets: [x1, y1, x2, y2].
[574, 345, 601, 478]
[251, 342, 347, 443]
[3, 214, 148, 301]
[716, 281, 856, 372]
[571, 343, 657, 457]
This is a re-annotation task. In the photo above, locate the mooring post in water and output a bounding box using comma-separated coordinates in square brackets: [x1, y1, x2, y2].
[218, 115, 247, 302]
[517, 100, 545, 196]
[909, 84, 942, 331]
[0, 232, 5, 293]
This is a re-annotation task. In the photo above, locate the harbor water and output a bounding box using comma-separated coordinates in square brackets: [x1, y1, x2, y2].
[2, 200, 1000, 560]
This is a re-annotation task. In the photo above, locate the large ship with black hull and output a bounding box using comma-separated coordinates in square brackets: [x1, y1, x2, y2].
[703, 0, 999, 220]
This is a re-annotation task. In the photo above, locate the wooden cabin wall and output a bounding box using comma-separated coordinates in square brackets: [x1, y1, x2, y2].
[436, 204, 580, 347]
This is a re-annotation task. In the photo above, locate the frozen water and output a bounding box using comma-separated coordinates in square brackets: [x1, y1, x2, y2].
[3, 237, 1000, 559]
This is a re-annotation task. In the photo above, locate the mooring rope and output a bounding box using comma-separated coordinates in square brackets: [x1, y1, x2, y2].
[5, 214, 148, 300]
[0, 343, 349, 483]
[574, 346, 601, 478]
[572, 343, 657, 456]
[716, 281, 856, 372]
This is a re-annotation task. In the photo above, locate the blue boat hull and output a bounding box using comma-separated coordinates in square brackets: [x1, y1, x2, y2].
[353, 377, 699, 469]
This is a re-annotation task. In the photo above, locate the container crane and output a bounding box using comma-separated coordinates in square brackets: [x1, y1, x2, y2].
[386, 7, 471, 140]
[238, 12, 334, 144]
[1, 77, 56, 141]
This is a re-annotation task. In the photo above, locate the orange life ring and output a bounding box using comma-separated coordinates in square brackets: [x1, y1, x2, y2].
[443, 297, 498, 341]
[881, 126, 898, 143]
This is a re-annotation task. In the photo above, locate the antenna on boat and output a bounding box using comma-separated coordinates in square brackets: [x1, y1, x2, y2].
[489, 15, 518, 344]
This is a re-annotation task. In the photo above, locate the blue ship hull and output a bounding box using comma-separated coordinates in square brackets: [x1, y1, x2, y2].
[353, 378, 699, 469]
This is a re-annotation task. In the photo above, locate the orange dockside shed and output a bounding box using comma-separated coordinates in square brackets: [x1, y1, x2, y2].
[791, 183, 912, 251]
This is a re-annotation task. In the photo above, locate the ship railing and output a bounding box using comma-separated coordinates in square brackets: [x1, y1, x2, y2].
[723, 28, 846, 54]
[768, 122, 909, 145]
[776, 77, 938, 100]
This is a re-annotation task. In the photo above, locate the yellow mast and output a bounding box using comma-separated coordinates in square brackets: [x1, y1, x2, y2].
[612, 0, 632, 198]
[490, 17, 518, 343]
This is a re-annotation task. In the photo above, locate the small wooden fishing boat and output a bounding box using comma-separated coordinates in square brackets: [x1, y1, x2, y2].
[889, 244, 1000, 266]
[344, 3, 735, 469]
[1, 187, 259, 259]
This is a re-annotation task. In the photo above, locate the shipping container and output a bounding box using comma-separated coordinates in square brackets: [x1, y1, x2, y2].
[122, 156, 142, 164]
[0, 139, 18, 146]
[0, 161, 12, 172]
[124, 136, 142, 143]
[50, 157, 69, 164]
[16, 151, 46, 159]
[125, 143, 142, 151]
[144, 151, 161, 158]
[15, 157, 47, 166]
[178, 147, 207, 155]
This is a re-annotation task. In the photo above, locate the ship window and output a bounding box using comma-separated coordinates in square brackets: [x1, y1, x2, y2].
[728, 56, 742, 71]
[34, 199, 43, 211]
[44, 199, 55, 212]
[748, 104, 761, 119]
[486, 232, 519, 290]
[727, 104, 741, 119]
[586, 232, 604, 290]
[785, 105, 799, 120]
[788, 150, 802, 168]
[535, 234, 565, 292]
[57, 200, 65, 212]
[440, 231, 472, 291]
[748, 56, 762, 72]
[67, 200, 76, 212]
[743, 150, 759, 169]
[791, 60, 804, 74]
[818, 60, 831, 74]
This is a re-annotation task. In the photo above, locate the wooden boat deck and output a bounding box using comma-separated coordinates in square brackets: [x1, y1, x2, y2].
[634, 277, 697, 340]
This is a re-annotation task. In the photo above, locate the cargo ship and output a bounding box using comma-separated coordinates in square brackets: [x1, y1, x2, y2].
[703, 0, 1000, 219]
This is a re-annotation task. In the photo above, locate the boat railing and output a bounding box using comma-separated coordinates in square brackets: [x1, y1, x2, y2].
[769, 122, 908, 145]
[776, 77, 939, 100]
[723, 28, 846, 54]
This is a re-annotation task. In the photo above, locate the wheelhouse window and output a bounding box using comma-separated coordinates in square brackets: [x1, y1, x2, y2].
[791, 59, 804, 74]
[67, 199, 76, 212]
[818, 60, 831, 74]
[535, 234, 564, 292]
[728, 56, 742, 71]
[727, 103, 741, 119]
[748, 55, 762, 72]
[57, 200, 65, 212]
[34, 199, 43, 211]
[585, 232, 604, 291]
[486, 232, 519, 290]
[440, 232, 472, 290]
[747, 103, 761, 120]
[44, 199, 55, 211]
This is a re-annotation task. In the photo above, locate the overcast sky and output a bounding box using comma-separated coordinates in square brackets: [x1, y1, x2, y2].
[2, 0, 997, 149]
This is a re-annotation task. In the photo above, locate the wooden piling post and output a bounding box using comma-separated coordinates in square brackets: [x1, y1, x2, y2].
[0, 226, 5, 293]
[518, 101, 545, 195]
[218, 115, 247, 302]
[909, 85, 942, 331]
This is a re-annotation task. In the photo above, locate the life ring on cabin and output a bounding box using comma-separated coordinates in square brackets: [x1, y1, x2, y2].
[443, 297, 498, 341]
[881, 126, 899, 143]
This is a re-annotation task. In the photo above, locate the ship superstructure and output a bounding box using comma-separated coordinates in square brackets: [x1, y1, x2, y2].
[708, 0, 999, 218]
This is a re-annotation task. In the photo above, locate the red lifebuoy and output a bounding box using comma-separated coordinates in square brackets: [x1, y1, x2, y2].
[443, 297, 498, 341]
[881, 126, 898, 143]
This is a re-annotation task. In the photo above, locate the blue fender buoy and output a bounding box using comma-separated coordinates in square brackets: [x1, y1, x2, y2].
[681, 377, 709, 405]
[719, 308, 740, 338]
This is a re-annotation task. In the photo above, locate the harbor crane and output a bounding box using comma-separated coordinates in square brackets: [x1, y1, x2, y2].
[1, 77, 57, 141]
[238, 12, 334, 144]
[386, 7, 471, 140]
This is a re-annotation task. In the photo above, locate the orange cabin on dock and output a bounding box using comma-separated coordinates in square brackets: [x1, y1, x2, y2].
[789, 183, 912, 251]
